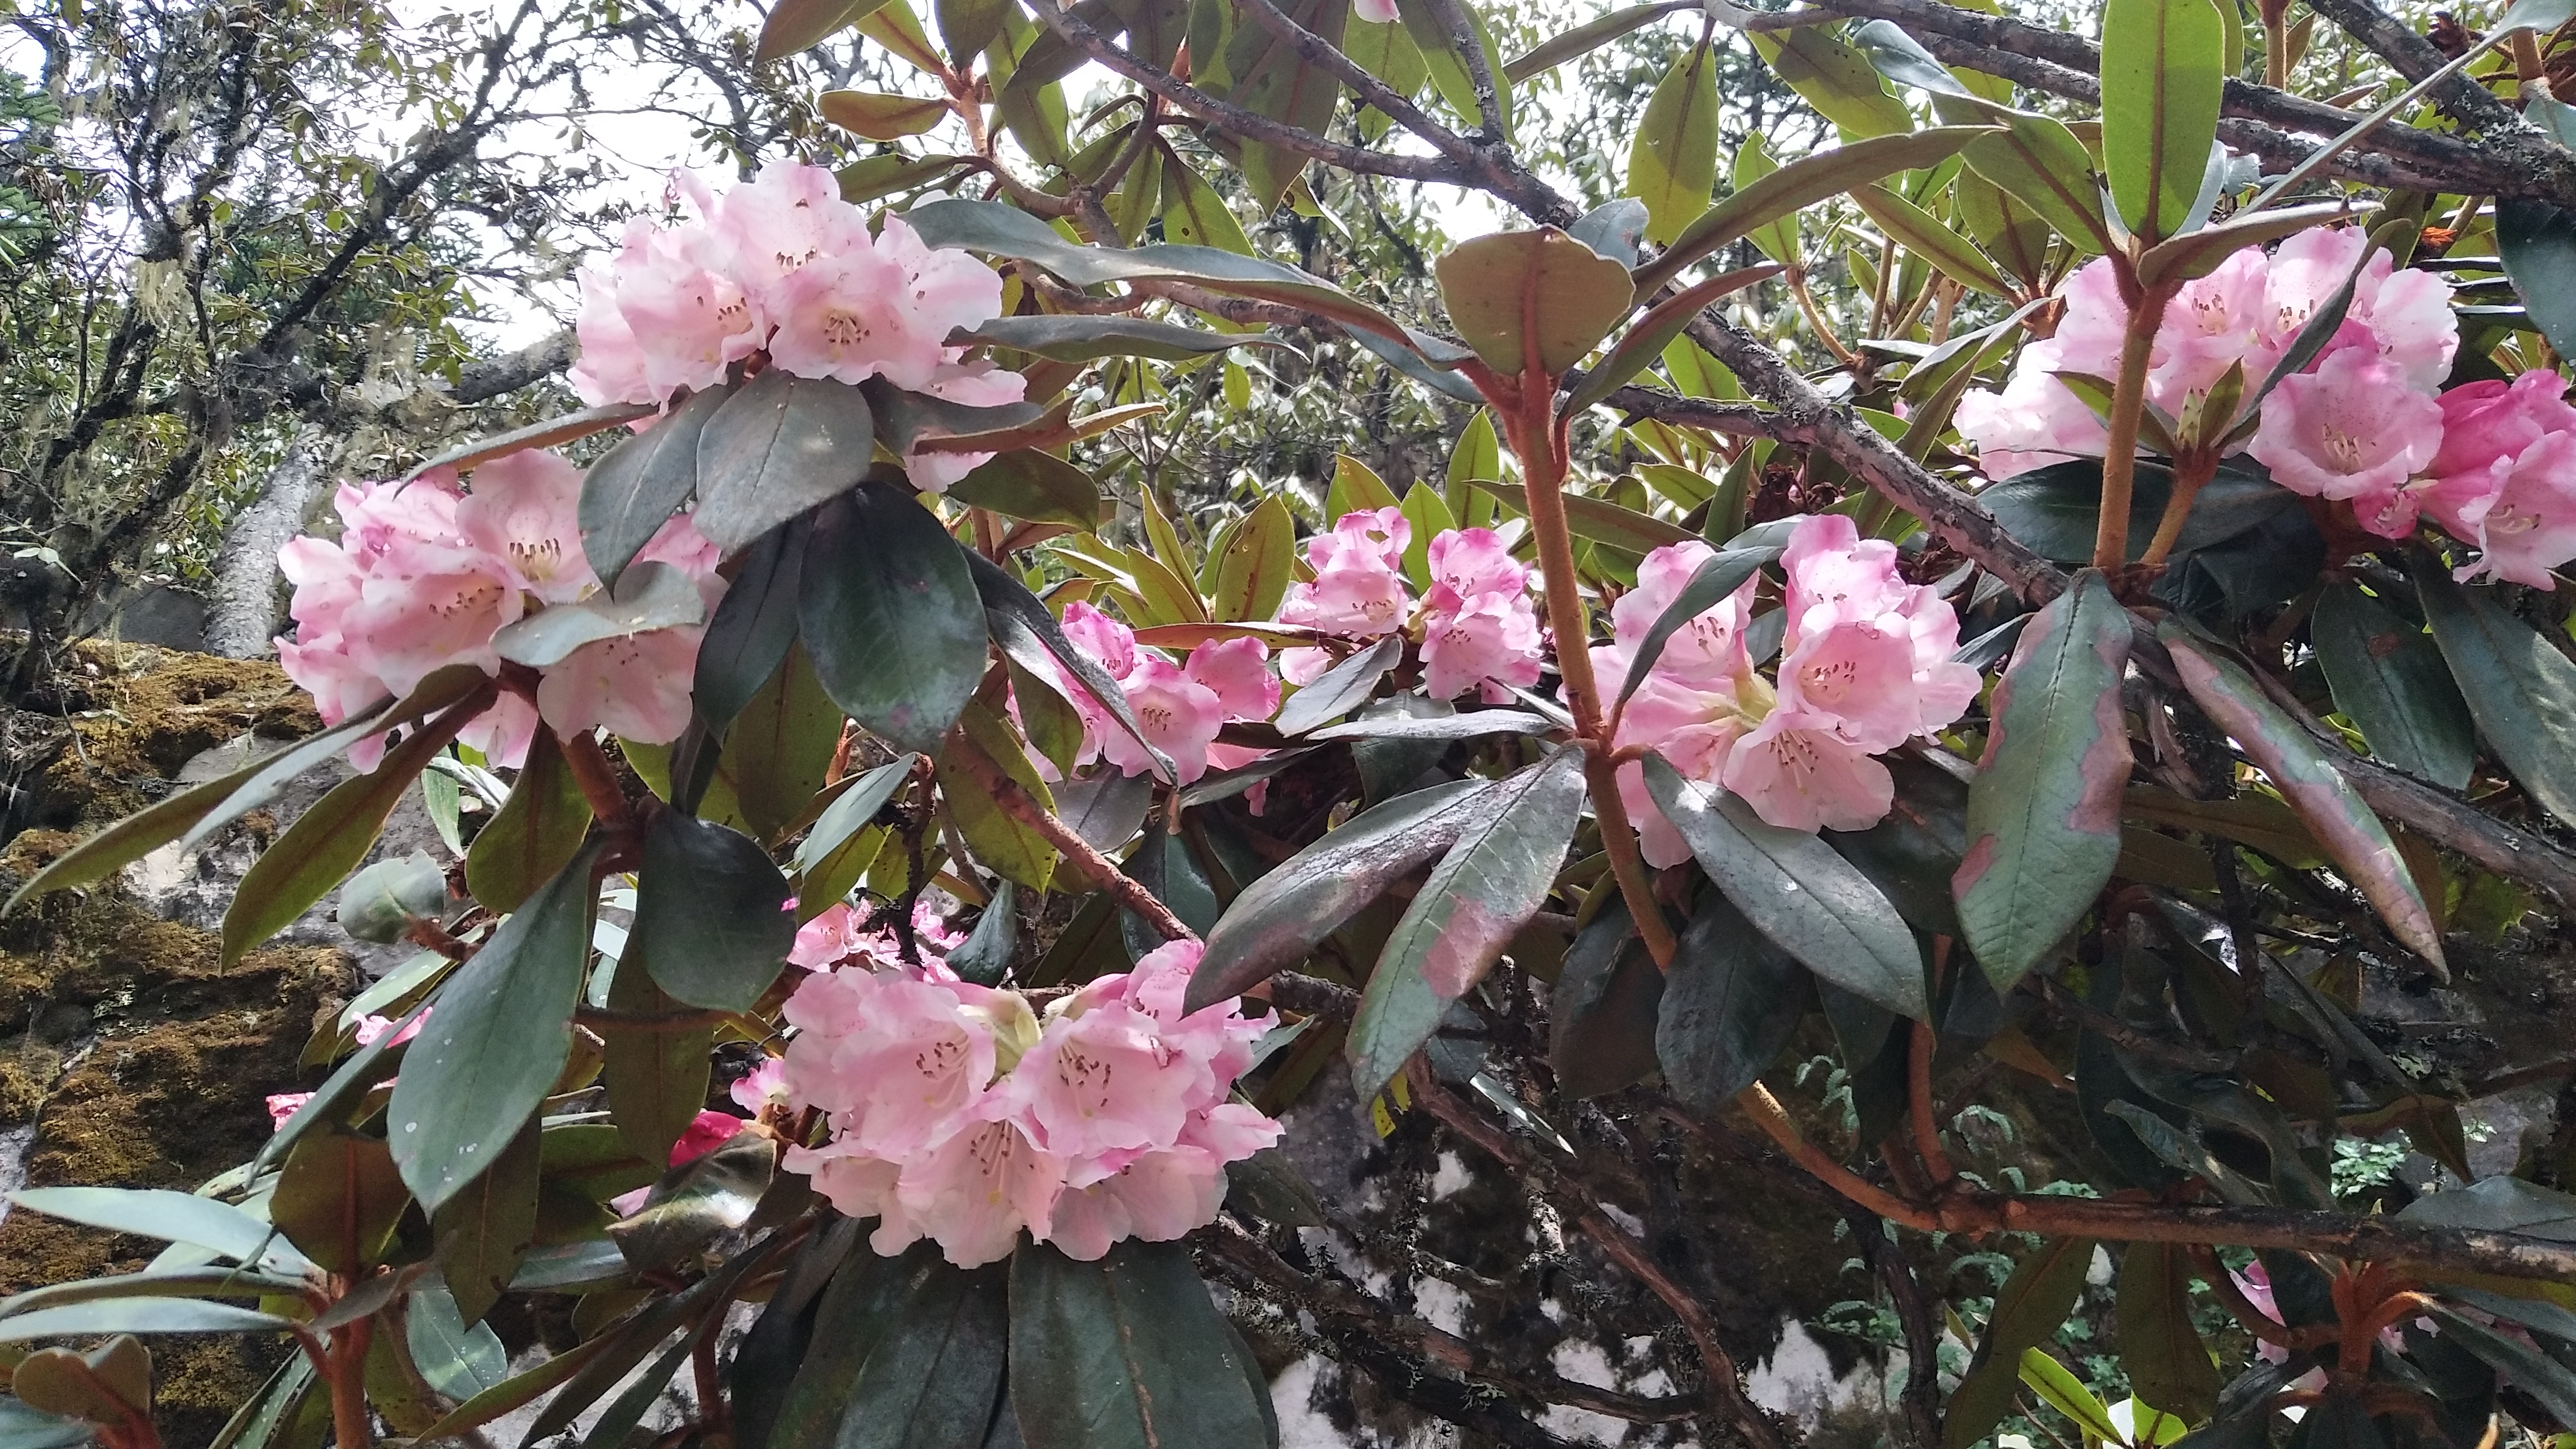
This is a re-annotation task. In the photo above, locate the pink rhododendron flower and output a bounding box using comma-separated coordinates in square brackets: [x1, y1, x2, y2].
[266, 1092, 312, 1131]
[1053, 603, 1279, 783]
[566, 163, 1018, 466]
[455, 451, 596, 604]
[1596, 517, 1976, 853]
[1957, 230, 2459, 479]
[1419, 528, 1543, 700]
[2247, 348, 2442, 515]
[1353, 0, 1398, 20]
[2449, 431, 2576, 587]
[732, 1058, 790, 1118]
[534, 624, 709, 744]
[351, 1010, 427, 1048]
[776, 938, 1277, 1268]
[1279, 508, 1412, 640]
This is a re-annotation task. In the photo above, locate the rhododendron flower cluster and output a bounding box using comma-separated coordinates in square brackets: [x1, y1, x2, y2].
[777, 940, 1281, 1268]
[567, 161, 1024, 491]
[1957, 228, 2456, 484]
[1956, 228, 2576, 585]
[789, 899, 967, 969]
[1599, 514, 1980, 849]
[1048, 601, 1280, 784]
[1277, 508, 1547, 700]
[274, 451, 723, 768]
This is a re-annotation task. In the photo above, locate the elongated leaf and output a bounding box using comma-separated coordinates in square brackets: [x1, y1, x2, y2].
[826, 1257, 1008, 1449]
[1549, 902, 1664, 1098]
[801, 484, 988, 756]
[695, 370, 877, 553]
[1308, 709, 1554, 741]
[2162, 625, 2445, 970]
[949, 315, 1291, 363]
[968, 553, 1173, 779]
[1219, 0, 1352, 209]
[2118, 1242, 2221, 1422]
[465, 726, 591, 916]
[2418, 559, 2576, 828]
[695, 518, 806, 741]
[272, 1129, 409, 1274]
[2100, 0, 2225, 244]
[1185, 779, 1496, 1011]
[1641, 125, 1994, 296]
[2016, 1350, 2125, 1444]
[2430, 1308, 2576, 1426]
[1852, 181, 2011, 296]
[795, 756, 919, 877]
[172, 662, 494, 859]
[1503, 0, 1688, 82]
[1750, 23, 1912, 139]
[819, 88, 949, 139]
[1943, 1236, 2099, 1449]
[3, 749, 272, 916]
[1657, 889, 1810, 1111]
[388, 842, 603, 1214]
[0, 1301, 296, 1341]
[2135, 201, 2351, 288]
[935, 700, 1058, 891]
[636, 812, 795, 1011]
[1959, 112, 2114, 258]
[1211, 496, 1296, 623]
[1643, 756, 1926, 1019]
[491, 562, 705, 668]
[1437, 227, 1635, 377]
[434, 1121, 540, 1328]
[8, 1190, 299, 1272]
[758, 0, 890, 58]
[1274, 636, 1404, 735]
[599, 958, 713, 1174]
[222, 693, 488, 963]
[1466, 480, 1693, 552]
[1627, 40, 1720, 247]
[1954, 569, 2132, 992]
[401, 403, 656, 484]
[1612, 544, 1778, 707]
[581, 386, 728, 588]
[1348, 749, 1585, 1093]
[1007, 1240, 1276, 1449]
[723, 642, 843, 842]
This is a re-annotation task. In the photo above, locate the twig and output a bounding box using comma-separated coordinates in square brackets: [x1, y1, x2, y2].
[944, 723, 1196, 943]
[1409, 1061, 1789, 1449]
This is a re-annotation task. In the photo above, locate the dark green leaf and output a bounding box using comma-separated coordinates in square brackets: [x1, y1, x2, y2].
[1274, 636, 1403, 736]
[6, 1190, 297, 1272]
[695, 370, 878, 553]
[948, 452, 1102, 529]
[599, 962, 713, 1172]
[1981, 461, 2298, 565]
[1643, 755, 1927, 1019]
[1943, 1236, 2099, 1449]
[2162, 625, 2444, 970]
[695, 518, 807, 741]
[2312, 581, 2474, 789]
[1349, 749, 1585, 1095]
[1827, 756, 1969, 935]
[2429, 1307, 2576, 1426]
[580, 386, 729, 588]
[401, 403, 658, 484]
[271, 1129, 409, 1274]
[1502, 0, 1688, 82]
[1186, 779, 1496, 1011]
[723, 643, 844, 843]
[433, 1121, 540, 1327]
[2417, 558, 2576, 828]
[1008, 1239, 1276, 1449]
[2118, 1242, 2221, 1422]
[1657, 889, 1810, 1111]
[1220, 0, 1353, 209]
[1466, 480, 1694, 553]
[968, 552, 1173, 779]
[608, 1135, 777, 1273]
[2498, 197, 2576, 362]
[801, 483, 989, 756]
[388, 842, 602, 1214]
[1959, 112, 2114, 258]
[490, 561, 706, 668]
[0, 1300, 296, 1341]
[464, 726, 592, 916]
[1954, 569, 2132, 992]
[635, 811, 795, 1011]
[1211, 496, 1297, 623]
[1547, 901, 1664, 1098]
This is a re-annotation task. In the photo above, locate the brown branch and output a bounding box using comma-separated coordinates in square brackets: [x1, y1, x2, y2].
[1027, 4, 1460, 186]
[1197, 1222, 1708, 1428]
[945, 726, 1196, 943]
[1409, 1062, 1789, 1449]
